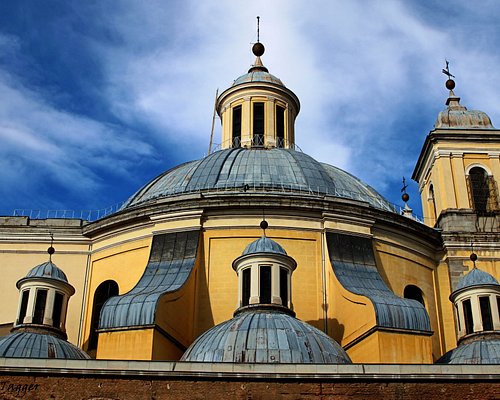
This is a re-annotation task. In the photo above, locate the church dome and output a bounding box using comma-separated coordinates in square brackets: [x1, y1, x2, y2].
[121, 148, 394, 212]
[181, 307, 352, 364]
[436, 335, 500, 364]
[0, 331, 90, 359]
[17, 261, 69, 288]
[455, 268, 499, 291]
[242, 236, 287, 256]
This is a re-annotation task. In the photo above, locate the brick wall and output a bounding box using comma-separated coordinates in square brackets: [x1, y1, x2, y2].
[0, 374, 498, 400]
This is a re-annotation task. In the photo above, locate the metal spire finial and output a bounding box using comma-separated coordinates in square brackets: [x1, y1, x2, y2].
[401, 177, 409, 203]
[260, 210, 268, 236]
[470, 242, 478, 268]
[257, 16, 260, 43]
[47, 233, 55, 261]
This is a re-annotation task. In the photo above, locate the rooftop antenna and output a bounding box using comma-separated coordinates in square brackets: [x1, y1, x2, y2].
[208, 88, 219, 155]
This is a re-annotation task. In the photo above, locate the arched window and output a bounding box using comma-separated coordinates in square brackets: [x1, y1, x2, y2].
[468, 167, 492, 213]
[279, 267, 289, 307]
[404, 285, 425, 306]
[88, 280, 119, 352]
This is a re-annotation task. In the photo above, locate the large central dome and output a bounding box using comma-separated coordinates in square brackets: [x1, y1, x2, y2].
[122, 148, 394, 211]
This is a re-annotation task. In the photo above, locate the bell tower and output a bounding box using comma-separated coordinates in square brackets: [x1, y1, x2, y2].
[412, 68, 500, 227]
[412, 65, 500, 352]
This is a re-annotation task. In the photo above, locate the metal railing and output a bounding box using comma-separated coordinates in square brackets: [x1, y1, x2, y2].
[210, 137, 303, 153]
[12, 202, 124, 222]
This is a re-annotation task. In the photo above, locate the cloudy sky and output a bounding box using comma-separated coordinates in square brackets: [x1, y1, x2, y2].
[1, 1, 499, 219]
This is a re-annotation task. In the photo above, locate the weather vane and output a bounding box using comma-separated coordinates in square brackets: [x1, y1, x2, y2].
[442, 60, 455, 79]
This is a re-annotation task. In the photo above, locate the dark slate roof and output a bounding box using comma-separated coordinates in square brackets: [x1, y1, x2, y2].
[99, 230, 199, 329]
[18, 261, 69, 287]
[436, 337, 500, 364]
[326, 232, 431, 332]
[0, 331, 89, 359]
[456, 268, 499, 291]
[121, 148, 395, 212]
[242, 236, 287, 256]
[233, 70, 284, 86]
[181, 308, 351, 364]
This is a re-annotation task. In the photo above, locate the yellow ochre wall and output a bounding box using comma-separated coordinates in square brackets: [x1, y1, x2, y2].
[86, 211, 443, 363]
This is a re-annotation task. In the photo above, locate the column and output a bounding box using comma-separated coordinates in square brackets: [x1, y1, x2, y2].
[271, 263, 281, 305]
[43, 289, 55, 326]
[249, 264, 260, 305]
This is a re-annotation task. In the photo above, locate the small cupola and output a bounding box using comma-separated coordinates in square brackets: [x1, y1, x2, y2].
[232, 220, 296, 312]
[216, 24, 300, 150]
[13, 244, 75, 339]
[450, 252, 500, 341]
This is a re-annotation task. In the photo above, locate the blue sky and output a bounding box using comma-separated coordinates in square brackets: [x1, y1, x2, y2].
[1, 1, 500, 220]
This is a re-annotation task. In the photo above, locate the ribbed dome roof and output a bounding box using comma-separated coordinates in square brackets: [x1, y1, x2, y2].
[121, 148, 394, 212]
[17, 261, 68, 287]
[0, 331, 89, 359]
[181, 308, 351, 364]
[242, 236, 287, 256]
[436, 336, 500, 364]
[233, 70, 284, 87]
[456, 268, 499, 291]
[435, 95, 494, 129]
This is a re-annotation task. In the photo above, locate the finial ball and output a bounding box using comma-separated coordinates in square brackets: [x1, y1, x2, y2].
[47, 246, 55, 255]
[252, 42, 265, 57]
[470, 252, 478, 262]
[445, 79, 455, 90]
[402, 193, 410, 203]
[260, 220, 268, 230]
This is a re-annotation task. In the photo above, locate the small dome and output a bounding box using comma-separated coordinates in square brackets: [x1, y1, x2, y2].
[242, 236, 287, 256]
[17, 261, 69, 287]
[0, 331, 89, 359]
[436, 336, 500, 364]
[233, 70, 284, 87]
[456, 268, 499, 291]
[181, 308, 351, 364]
[435, 96, 494, 129]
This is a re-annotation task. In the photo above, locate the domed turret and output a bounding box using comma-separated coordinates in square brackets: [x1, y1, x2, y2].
[0, 244, 89, 360]
[181, 222, 351, 364]
[437, 253, 500, 364]
[216, 38, 300, 150]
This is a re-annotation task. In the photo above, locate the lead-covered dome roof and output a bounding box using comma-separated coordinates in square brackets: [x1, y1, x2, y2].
[17, 261, 69, 288]
[456, 268, 499, 291]
[181, 308, 351, 364]
[243, 236, 287, 256]
[436, 336, 500, 364]
[122, 148, 394, 212]
[0, 331, 90, 359]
